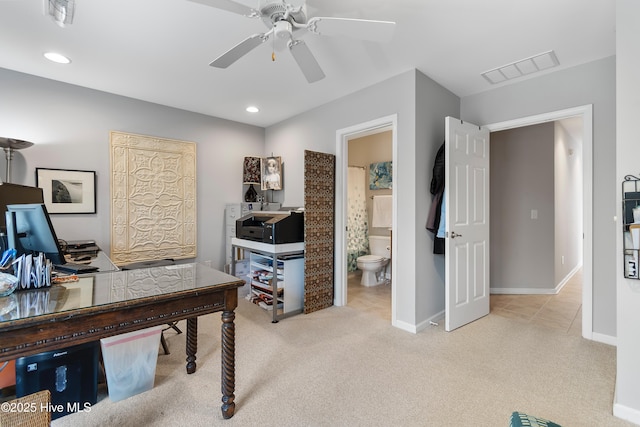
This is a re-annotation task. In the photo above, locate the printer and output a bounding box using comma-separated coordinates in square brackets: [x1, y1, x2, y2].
[236, 211, 304, 244]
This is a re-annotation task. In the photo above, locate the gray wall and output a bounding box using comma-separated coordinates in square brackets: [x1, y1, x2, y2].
[0, 67, 265, 269]
[554, 120, 583, 284]
[489, 122, 582, 293]
[2, 64, 461, 330]
[615, 0, 640, 421]
[266, 69, 460, 328]
[415, 71, 461, 325]
[490, 123, 555, 291]
[461, 56, 616, 337]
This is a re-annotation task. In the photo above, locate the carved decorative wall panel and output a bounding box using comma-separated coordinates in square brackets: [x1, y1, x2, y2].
[110, 131, 197, 265]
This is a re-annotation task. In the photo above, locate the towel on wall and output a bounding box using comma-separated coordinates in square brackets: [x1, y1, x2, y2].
[372, 195, 392, 228]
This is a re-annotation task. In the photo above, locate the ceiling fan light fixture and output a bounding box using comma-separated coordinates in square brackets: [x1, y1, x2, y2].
[199, 0, 394, 83]
[274, 20, 292, 40]
[48, 0, 75, 28]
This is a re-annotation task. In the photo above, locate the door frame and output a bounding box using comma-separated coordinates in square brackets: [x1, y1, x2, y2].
[485, 104, 594, 340]
[334, 114, 398, 320]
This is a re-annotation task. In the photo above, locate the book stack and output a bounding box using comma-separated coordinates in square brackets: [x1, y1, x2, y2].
[64, 240, 100, 260]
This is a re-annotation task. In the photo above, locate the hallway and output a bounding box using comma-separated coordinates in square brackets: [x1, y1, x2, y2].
[490, 269, 583, 336]
[348, 268, 583, 336]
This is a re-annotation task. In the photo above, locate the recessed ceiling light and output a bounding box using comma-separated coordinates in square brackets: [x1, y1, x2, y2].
[44, 52, 71, 64]
[246, 106, 259, 113]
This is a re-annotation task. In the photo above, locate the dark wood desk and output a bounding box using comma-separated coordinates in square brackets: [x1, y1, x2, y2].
[0, 263, 243, 419]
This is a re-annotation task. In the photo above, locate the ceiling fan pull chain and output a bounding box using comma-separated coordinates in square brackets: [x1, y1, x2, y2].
[272, 35, 276, 61]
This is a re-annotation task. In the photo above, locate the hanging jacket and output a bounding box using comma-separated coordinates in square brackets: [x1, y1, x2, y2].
[430, 143, 445, 195]
[426, 142, 445, 254]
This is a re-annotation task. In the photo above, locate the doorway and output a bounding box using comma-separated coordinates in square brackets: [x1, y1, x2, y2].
[334, 114, 398, 324]
[333, 107, 592, 338]
[346, 130, 393, 320]
[488, 118, 584, 334]
[486, 105, 593, 340]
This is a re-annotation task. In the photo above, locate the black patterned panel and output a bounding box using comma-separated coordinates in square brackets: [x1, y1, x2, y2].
[303, 150, 335, 313]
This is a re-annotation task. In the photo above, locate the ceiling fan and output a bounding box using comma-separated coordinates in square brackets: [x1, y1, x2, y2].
[188, 0, 396, 83]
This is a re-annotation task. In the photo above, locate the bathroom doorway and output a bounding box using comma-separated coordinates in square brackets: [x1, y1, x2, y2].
[334, 114, 397, 323]
[346, 130, 393, 320]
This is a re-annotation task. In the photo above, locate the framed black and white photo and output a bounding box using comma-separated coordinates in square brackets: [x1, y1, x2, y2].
[261, 156, 282, 190]
[36, 168, 96, 214]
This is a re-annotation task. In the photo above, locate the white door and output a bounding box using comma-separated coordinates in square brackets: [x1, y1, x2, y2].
[445, 117, 490, 331]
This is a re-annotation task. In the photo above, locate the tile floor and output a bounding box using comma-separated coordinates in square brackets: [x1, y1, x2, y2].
[347, 268, 583, 335]
[347, 272, 392, 321]
[490, 269, 583, 336]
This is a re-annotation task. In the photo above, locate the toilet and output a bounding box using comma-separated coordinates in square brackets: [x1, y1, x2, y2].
[356, 235, 391, 286]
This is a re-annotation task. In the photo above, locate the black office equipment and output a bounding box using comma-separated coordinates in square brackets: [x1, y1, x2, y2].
[5, 203, 98, 273]
[15, 341, 99, 420]
[51, 262, 99, 274]
[236, 211, 304, 244]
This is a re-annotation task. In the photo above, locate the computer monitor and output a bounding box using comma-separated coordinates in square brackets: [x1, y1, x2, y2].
[0, 183, 44, 232]
[5, 203, 66, 264]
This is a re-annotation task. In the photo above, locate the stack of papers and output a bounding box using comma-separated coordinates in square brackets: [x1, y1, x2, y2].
[11, 252, 52, 290]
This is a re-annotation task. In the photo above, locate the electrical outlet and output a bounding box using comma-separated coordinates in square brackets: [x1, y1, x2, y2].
[531, 209, 538, 219]
[561, 256, 565, 265]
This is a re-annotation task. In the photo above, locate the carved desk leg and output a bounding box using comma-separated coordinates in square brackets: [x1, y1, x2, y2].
[221, 309, 236, 419]
[186, 317, 198, 374]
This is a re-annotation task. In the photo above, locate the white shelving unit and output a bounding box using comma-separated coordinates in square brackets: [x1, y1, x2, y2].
[231, 237, 304, 322]
[248, 252, 304, 314]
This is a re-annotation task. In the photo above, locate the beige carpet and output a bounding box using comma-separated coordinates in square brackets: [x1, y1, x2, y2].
[51, 297, 634, 427]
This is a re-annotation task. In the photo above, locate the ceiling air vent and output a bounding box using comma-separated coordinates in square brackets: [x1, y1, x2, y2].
[481, 50, 559, 85]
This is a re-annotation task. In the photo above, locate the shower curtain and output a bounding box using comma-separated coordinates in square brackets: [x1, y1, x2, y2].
[347, 166, 369, 272]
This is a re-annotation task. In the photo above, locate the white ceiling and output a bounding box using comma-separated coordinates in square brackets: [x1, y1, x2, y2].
[0, 0, 615, 128]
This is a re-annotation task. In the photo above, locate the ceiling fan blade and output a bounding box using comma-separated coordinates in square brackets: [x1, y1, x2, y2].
[289, 40, 325, 83]
[305, 17, 396, 42]
[187, 0, 259, 18]
[210, 33, 270, 68]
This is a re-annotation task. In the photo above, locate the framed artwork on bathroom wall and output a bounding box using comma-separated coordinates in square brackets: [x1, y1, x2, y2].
[369, 161, 392, 190]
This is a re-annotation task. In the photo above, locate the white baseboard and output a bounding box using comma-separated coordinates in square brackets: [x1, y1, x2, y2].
[491, 264, 582, 295]
[613, 402, 640, 425]
[393, 318, 417, 333]
[591, 331, 617, 347]
[394, 311, 444, 334]
[490, 287, 558, 295]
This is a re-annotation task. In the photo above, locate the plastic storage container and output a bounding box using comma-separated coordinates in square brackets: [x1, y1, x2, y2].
[100, 325, 162, 402]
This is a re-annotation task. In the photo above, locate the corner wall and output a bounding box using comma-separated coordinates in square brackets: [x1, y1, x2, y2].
[614, 0, 640, 423]
[266, 69, 460, 329]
